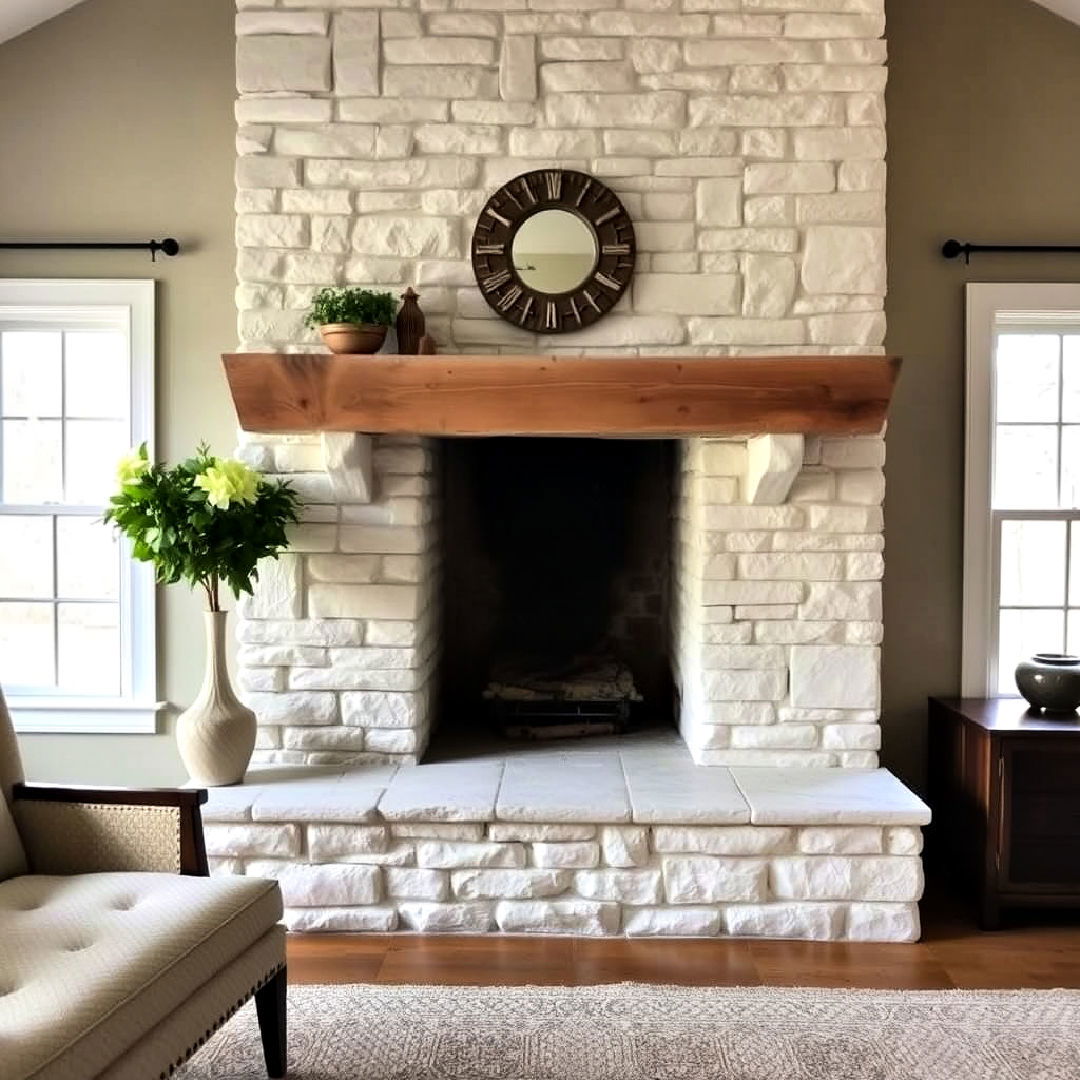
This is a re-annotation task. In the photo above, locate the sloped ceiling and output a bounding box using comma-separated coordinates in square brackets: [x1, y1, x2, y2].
[2, 0, 1076, 46]
[1030, 0, 1080, 26]
[0, 0, 91, 46]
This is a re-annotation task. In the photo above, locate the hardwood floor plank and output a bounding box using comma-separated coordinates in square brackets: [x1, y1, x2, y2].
[569, 939, 760, 987]
[746, 940, 954, 990]
[290, 937, 389, 985]
[375, 936, 578, 986]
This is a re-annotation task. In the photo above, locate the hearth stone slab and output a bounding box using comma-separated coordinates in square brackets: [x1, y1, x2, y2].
[622, 753, 751, 825]
[201, 782, 261, 823]
[496, 756, 632, 823]
[202, 733, 929, 942]
[252, 772, 391, 823]
[731, 767, 932, 826]
[378, 761, 502, 822]
[196, 765, 395, 823]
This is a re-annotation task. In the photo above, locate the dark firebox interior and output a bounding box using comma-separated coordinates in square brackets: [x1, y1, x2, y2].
[437, 437, 676, 740]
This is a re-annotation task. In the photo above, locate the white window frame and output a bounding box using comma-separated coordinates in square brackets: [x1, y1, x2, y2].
[963, 282, 1080, 697]
[0, 279, 160, 733]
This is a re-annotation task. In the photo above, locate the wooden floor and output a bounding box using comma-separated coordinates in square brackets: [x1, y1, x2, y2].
[288, 883, 1080, 991]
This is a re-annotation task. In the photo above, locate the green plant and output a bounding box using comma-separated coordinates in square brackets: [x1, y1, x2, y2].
[304, 286, 397, 329]
[104, 443, 301, 612]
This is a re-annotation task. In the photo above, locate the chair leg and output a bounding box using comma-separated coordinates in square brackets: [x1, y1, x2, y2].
[254, 966, 287, 1078]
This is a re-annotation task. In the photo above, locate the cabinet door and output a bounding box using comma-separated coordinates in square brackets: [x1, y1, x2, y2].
[999, 739, 1080, 892]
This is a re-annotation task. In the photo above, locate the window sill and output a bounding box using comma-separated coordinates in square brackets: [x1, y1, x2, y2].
[10, 698, 166, 734]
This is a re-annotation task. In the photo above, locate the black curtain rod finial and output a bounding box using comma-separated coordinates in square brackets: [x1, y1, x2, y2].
[941, 239, 969, 263]
[151, 238, 180, 260]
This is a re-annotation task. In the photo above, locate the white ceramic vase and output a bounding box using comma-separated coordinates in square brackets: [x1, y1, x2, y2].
[176, 611, 256, 787]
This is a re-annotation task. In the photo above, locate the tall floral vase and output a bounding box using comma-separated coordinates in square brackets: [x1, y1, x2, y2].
[176, 611, 256, 786]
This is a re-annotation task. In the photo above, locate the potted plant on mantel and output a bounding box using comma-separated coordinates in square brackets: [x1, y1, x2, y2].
[105, 444, 301, 786]
[304, 286, 396, 354]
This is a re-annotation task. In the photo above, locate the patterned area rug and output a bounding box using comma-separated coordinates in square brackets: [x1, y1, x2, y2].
[179, 983, 1080, 1079]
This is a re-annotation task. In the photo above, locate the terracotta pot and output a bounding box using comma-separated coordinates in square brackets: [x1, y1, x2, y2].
[319, 322, 387, 354]
[176, 611, 257, 786]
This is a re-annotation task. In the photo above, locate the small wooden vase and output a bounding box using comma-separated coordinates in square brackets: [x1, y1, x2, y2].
[176, 611, 257, 786]
[396, 287, 426, 355]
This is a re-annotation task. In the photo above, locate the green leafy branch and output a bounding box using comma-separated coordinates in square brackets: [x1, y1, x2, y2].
[103, 443, 302, 612]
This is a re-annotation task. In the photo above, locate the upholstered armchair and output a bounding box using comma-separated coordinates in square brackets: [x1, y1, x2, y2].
[0, 690, 287, 1080]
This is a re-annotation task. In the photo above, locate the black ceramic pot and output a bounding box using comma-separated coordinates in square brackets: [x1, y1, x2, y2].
[1015, 653, 1080, 713]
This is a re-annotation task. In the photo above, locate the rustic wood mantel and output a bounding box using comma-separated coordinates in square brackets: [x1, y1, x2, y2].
[222, 353, 900, 437]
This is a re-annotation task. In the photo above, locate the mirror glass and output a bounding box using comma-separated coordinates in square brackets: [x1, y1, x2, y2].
[512, 210, 597, 294]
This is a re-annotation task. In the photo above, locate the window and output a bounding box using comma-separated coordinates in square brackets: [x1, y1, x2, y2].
[964, 284, 1080, 696]
[0, 280, 158, 732]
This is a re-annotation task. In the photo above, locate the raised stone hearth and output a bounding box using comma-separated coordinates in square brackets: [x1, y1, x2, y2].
[204, 731, 929, 941]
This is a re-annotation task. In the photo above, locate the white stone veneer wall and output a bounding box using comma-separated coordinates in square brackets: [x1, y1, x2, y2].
[236, 433, 442, 766]
[233, 0, 889, 768]
[672, 434, 886, 766]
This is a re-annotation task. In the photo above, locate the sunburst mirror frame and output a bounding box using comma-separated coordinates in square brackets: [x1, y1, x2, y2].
[470, 169, 636, 335]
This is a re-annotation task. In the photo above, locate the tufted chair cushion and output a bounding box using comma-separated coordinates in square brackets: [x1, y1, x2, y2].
[0, 871, 282, 1080]
[0, 688, 27, 881]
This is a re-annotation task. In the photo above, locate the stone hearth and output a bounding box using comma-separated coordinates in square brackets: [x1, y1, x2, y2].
[205, 731, 929, 940]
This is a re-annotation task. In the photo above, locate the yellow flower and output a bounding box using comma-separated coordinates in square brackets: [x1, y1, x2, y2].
[116, 447, 149, 485]
[194, 458, 261, 510]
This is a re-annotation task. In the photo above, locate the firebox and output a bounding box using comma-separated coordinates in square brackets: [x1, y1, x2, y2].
[438, 437, 676, 742]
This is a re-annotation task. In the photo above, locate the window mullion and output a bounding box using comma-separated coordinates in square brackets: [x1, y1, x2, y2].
[989, 510, 1003, 695]
[1, 504, 102, 516]
[1058, 334, 1066, 508]
[1068, 521, 1075, 654]
[51, 515, 60, 690]
[0, 330, 5, 503]
[59, 330, 67, 503]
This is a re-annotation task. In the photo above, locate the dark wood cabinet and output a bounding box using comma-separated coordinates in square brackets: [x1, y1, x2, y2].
[929, 697, 1080, 928]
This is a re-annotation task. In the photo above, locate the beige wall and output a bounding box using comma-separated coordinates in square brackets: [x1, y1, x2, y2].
[7, 0, 1080, 788]
[885, 0, 1080, 789]
[0, 0, 236, 783]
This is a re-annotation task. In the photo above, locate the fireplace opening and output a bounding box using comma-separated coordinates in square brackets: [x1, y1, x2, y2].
[437, 437, 677, 743]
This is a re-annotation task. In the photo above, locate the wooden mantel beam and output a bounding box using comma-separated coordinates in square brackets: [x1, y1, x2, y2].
[222, 353, 900, 437]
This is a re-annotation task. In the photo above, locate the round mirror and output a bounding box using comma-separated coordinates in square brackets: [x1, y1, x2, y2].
[472, 169, 635, 334]
[512, 210, 598, 294]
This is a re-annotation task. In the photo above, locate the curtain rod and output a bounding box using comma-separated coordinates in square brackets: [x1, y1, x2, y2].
[0, 238, 180, 261]
[942, 239, 1080, 263]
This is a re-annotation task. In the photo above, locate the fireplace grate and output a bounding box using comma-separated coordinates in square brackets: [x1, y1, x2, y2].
[487, 698, 632, 740]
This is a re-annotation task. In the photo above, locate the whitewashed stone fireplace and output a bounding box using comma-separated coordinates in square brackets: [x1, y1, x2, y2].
[233, 0, 890, 770]
[208, 0, 930, 941]
[234, 429, 887, 770]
